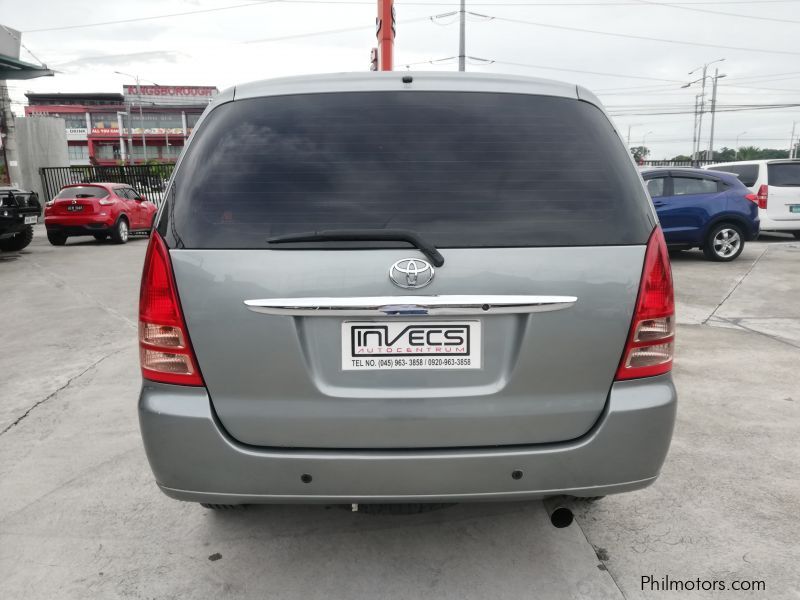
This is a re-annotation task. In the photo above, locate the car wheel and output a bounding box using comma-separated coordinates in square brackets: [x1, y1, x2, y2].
[200, 503, 243, 510]
[792, 232, 800, 240]
[46, 231, 67, 246]
[110, 217, 129, 244]
[703, 223, 745, 262]
[0, 225, 34, 251]
[93, 233, 108, 242]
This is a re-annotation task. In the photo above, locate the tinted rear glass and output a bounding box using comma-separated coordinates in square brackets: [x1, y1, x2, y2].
[768, 163, 800, 187]
[711, 164, 759, 187]
[56, 186, 109, 199]
[166, 92, 653, 249]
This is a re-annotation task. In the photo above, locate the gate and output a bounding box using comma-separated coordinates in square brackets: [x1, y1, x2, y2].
[39, 164, 175, 206]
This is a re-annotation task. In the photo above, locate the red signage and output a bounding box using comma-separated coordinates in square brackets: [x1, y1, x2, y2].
[123, 85, 217, 98]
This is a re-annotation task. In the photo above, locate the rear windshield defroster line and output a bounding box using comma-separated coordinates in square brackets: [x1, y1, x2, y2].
[164, 91, 654, 249]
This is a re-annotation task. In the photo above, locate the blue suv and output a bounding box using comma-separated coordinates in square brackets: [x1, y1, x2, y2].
[642, 168, 760, 261]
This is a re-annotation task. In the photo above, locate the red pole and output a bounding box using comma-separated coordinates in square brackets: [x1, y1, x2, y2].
[376, 0, 395, 71]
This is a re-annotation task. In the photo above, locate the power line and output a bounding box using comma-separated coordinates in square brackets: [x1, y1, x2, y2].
[634, 0, 800, 25]
[486, 14, 800, 56]
[244, 15, 431, 44]
[21, 2, 280, 34]
[19, 0, 800, 34]
[477, 58, 685, 83]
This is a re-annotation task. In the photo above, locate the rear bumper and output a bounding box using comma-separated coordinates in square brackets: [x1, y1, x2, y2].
[45, 214, 115, 235]
[0, 211, 38, 238]
[139, 374, 677, 504]
[759, 215, 800, 232]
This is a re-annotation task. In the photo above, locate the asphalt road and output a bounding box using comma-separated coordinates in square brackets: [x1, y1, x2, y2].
[1, 226, 798, 599]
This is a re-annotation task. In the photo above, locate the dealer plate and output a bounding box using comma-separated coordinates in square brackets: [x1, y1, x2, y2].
[342, 321, 481, 370]
[23, 216, 37, 224]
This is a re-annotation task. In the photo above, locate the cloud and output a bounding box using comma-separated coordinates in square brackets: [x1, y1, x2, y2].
[51, 50, 187, 70]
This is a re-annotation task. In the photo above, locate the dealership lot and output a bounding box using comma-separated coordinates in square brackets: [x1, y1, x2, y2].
[1, 227, 798, 599]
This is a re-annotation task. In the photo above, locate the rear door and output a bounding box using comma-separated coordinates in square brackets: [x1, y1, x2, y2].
[51, 185, 106, 216]
[118, 188, 142, 228]
[163, 90, 655, 449]
[658, 174, 722, 243]
[767, 162, 800, 223]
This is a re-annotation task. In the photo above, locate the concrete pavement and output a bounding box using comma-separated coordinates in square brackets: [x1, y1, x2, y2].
[0, 226, 798, 599]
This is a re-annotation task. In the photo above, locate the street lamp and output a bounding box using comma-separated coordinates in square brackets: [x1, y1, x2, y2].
[114, 71, 159, 163]
[736, 131, 747, 159]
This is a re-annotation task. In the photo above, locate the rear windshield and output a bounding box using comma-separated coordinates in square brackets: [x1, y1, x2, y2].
[768, 163, 800, 187]
[711, 164, 759, 187]
[166, 92, 653, 249]
[56, 186, 109, 199]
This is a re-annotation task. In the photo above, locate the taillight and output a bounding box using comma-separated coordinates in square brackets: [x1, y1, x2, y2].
[139, 232, 204, 386]
[99, 199, 116, 206]
[744, 193, 758, 205]
[756, 184, 768, 209]
[615, 226, 675, 381]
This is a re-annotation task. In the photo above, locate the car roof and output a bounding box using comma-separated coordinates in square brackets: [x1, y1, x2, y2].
[227, 71, 601, 107]
[706, 159, 800, 167]
[641, 167, 741, 181]
[62, 182, 128, 189]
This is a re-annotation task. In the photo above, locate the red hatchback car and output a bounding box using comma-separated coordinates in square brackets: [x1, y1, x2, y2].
[44, 183, 158, 246]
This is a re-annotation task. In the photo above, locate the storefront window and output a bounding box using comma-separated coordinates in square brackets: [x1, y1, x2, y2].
[91, 113, 119, 129]
[68, 145, 90, 162]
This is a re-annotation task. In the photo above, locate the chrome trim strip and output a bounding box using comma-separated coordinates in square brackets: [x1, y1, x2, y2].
[244, 295, 577, 316]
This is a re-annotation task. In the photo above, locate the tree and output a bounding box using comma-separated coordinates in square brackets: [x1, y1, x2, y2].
[713, 147, 736, 162]
[630, 146, 650, 163]
[670, 154, 692, 162]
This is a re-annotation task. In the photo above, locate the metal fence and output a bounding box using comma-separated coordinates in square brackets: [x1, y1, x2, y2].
[640, 160, 716, 168]
[39, 164, 175, 206]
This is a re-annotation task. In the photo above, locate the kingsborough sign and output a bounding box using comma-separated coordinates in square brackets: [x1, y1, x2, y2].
[123, 85, 218, 106]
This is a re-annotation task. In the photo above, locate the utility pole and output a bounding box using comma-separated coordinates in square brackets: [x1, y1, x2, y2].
[0, 82, 22, 187]
[376, 0, 395, 71]
[458, 0, 466, 72]
[683, 58, 725, 164]
[691, 95, 699, 164]
[695, 64, 707, 162]
[707, 69, 726, 161]
[789, 121, 796, 159]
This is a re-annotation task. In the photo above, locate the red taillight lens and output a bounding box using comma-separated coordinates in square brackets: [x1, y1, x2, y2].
[615, 226, 675, 381]
[756, 184, 768, 209]
[139, 232, 204, 386]
[744, 193, 758, 205]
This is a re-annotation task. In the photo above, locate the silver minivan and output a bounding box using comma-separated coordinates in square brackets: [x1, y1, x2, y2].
[138, 72, 677, 510]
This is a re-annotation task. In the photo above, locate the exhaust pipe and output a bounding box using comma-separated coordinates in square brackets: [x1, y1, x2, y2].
[543, 496, 574, 528]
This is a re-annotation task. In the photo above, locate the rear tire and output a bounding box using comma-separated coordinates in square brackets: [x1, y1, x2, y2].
[47, 231, 67, 246]
[110, 217, 129, 244]
[703, 223, 745, 262]
[0, 225, 34, 251]
[351, 503, 456, 515]
[792, 232, 800, 240]
[200, 503, 242, 510]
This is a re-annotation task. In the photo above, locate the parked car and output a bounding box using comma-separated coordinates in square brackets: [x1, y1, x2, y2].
[705, 159, 800, 238]
[44, 182, 157, 246]
[138, 73, 677, 516]
[0, 187, 40, 252]
[641, 168, 760, 261]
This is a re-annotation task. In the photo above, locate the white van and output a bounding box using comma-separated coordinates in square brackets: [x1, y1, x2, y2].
[705, 160, 800, 238]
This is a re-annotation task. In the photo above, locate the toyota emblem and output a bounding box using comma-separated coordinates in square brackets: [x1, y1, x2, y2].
[389, 258, 434, 289]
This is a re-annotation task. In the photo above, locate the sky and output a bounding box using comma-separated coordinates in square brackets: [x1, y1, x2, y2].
[3, 0, 800, 159]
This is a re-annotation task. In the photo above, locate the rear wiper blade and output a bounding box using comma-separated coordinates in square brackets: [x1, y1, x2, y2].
[267, 228, 445, 267]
